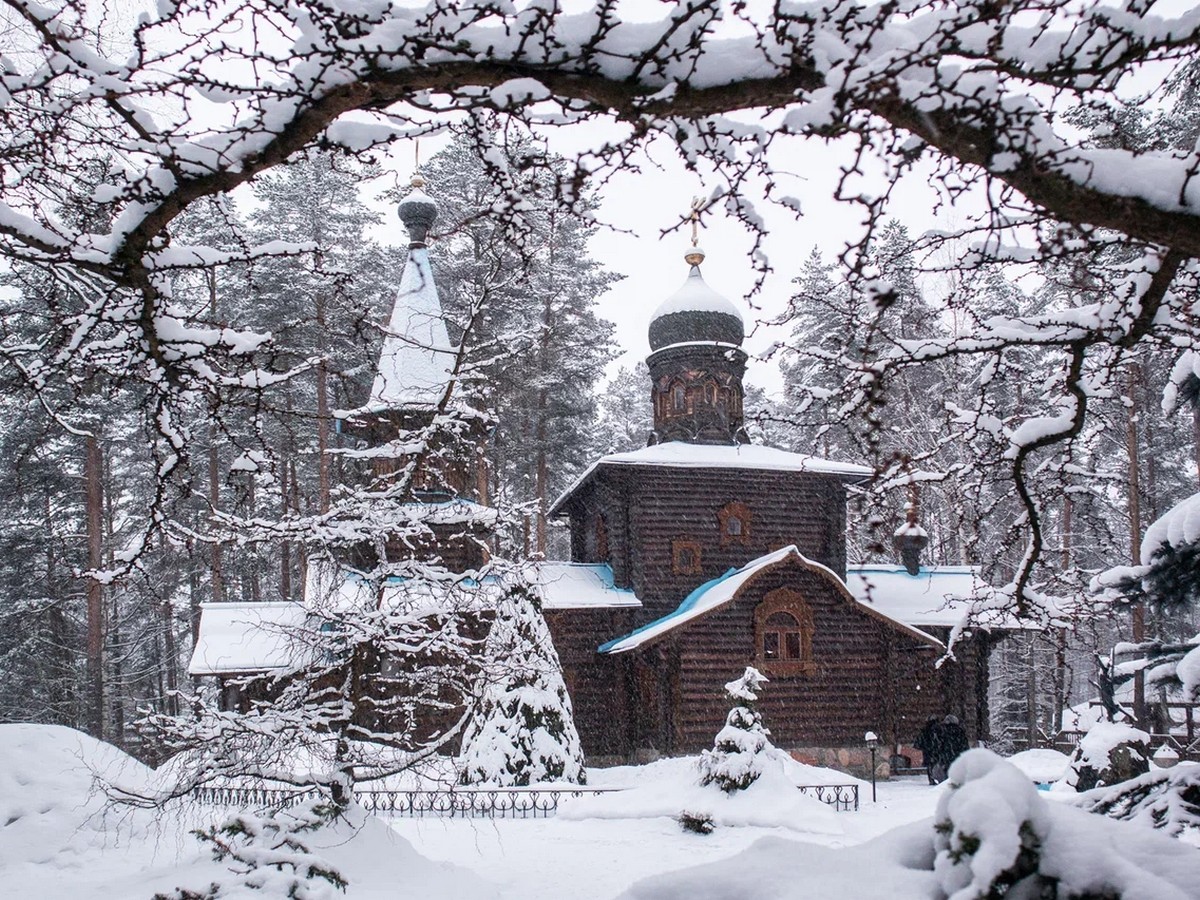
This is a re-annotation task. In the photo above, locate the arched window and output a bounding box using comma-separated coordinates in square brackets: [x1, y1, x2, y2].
[755, 588, 815, 674]
[717, 501, 752, 546]
[762, 612, 803, 661]
[672, 383, 687, 411]
[704, 382, 717, 405]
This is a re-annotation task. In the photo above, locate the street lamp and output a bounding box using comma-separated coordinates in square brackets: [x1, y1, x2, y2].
[865, 731, 880, 803]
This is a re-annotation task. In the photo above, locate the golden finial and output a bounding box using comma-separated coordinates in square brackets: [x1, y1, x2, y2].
[684, 196, 706, 266]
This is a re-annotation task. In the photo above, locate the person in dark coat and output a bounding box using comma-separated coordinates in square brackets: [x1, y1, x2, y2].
[932, 714, 969, 783]
[913, 716, 941, 784]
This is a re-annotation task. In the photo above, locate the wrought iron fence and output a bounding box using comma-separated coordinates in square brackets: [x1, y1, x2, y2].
[194, 781, 861, 816]
[796, 783, 859, 812]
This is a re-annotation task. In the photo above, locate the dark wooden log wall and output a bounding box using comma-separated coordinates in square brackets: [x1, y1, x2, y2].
[564, 465, 850, 622]
[544, 607, 638, 758]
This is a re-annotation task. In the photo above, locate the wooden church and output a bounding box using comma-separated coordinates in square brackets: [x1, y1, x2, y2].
[533, 243, 1006, 770]
[191, 180, 1017, 774]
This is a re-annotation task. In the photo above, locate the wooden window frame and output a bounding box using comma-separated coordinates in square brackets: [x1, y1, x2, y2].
[717, 501, 752, 547]
[671, 538, 703, 576]
[671, 382, 687, 412]
[755, 588, 815, 675]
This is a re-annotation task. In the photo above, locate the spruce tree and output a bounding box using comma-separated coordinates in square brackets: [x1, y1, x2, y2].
[697, 667, 773, 793]
[458, 582, 586, 786]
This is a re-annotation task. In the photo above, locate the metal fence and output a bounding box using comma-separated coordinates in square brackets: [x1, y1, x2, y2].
[194, 781, 861, 816]
[796, 783, 859, 812]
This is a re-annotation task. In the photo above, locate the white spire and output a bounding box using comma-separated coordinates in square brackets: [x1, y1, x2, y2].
[367, 247, 455, 411]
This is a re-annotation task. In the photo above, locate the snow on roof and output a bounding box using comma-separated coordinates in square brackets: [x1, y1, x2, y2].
[189, 566, 507, 676]
[1141, 491, 1200, 565]
[188, 602, 311, 676]
[529, 562, 642, 610]
[845, 564, 1035, 630]
[600, 546, 939, 654]
[361, 246, 456, 412]
[651, 265, 743, 322]
[551, 441, 872, 514]
[304, 563, 504, 617]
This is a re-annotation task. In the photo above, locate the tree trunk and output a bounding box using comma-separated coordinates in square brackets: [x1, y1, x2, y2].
[208, 271, 225, 604]
[1025, 633, 1038, 749]
[1126, 363, 1146, 727]
[209, 428, 224, 603]
[280, 451, 292, 601]
[84, 431, 104, 739]
[315, 288, 331, 513]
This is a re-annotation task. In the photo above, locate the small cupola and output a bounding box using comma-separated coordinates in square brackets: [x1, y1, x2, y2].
[893, 502, 930, 576]
[645, 239, 749, 446]
[397, 174, 439, 248]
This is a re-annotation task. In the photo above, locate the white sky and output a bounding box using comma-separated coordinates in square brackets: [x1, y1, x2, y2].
[385, 124, 979, 398]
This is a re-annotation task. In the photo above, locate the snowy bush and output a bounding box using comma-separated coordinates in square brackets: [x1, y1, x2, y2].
[1078, 762, 1200, 844]
[697, 667, 772, 793]
[676, 811, 715, 835]
[1060, 722, 1150, 792]
[458, 583, 586, 786]
[934, 749, 1200, 900]
[155, 801, 347, 900]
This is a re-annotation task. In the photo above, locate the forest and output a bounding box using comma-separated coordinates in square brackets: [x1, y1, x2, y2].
[1, 1, 1200, 898]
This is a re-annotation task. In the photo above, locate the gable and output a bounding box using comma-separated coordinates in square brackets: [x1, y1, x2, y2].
[599, 546, 941, 654]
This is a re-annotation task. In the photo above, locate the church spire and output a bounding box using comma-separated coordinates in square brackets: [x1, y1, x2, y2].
[645, 231, 749, 445]
[364, 175, 455, 414]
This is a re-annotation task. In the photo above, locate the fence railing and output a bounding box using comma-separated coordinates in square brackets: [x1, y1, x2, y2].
[796, 783, 859, 812]
[194, 780, 862, 816]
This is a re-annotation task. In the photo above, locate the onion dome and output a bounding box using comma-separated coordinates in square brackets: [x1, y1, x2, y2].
[647, 247, 744, 351]
[398, 174, 439, 247]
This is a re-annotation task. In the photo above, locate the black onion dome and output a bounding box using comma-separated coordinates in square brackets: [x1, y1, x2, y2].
[647, 249, 744, 352]
[398, 175, 439, 246]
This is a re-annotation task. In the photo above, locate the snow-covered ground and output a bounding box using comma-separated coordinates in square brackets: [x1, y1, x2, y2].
[392, 760, 938, 900]
[4, 724, 1199, 900]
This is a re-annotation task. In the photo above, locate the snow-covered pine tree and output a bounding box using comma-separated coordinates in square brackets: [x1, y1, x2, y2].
[458, 580, 586, 786]
[417, 127, 619, 557]
[697, 667, 773, 793]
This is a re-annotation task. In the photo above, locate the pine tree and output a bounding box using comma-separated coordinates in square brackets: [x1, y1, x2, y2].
[417, 129, 619, 555]
[697, 667, 773, 793]
[458, 582, 586, 786]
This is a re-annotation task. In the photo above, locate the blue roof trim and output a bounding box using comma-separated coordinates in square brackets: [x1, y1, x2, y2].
[598, 566, 739, 653]
[563, 562, 637, 595]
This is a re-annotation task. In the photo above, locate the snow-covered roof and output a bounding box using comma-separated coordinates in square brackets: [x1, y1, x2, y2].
[848, 565, 979, 628]
[529, 562, 642, 610]
[551, 441, 872, 514]
[651, 265, 743, 322]
[599, 546, 939, 654]
[188, 602, 311, 676]
[189, 566, 508, 676]
[1141, 491, 1200, 565]
[357, 246, 456, 413]
[305, 564, 504, 616]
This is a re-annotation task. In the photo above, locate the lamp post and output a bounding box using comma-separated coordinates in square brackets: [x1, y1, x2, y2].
[865, 731, 879, 803]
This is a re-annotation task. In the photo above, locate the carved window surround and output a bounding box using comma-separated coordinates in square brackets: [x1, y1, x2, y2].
[671, 538, 703, 576]
[755, 587, 815, 675]
[717, 500, 752, 547]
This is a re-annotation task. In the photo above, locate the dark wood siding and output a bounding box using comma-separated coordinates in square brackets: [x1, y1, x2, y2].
[545, 607, 638, 758]
[617, 466, 849, 621]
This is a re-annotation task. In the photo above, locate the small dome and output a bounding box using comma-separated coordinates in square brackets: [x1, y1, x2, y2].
[648, 259, 744, 351]
[398, 179, 438, 246]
